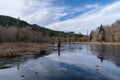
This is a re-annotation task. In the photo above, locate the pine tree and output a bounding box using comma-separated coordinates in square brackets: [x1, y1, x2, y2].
[97, 24, 106, 42]
[89, 30, 94, 41]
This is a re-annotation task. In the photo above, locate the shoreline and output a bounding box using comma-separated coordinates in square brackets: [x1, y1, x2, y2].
[65, 42, 120, 45]
[0, 42, 51, 58]
[1, 42, 120, 58]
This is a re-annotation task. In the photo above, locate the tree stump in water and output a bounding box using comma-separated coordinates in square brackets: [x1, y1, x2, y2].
[58, 38, 61, 56]
[58, 38, 61, 48]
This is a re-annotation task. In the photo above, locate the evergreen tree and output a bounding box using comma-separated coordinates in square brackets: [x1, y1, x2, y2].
[97, 24, 106, 42]
[89, 30, 94, 41]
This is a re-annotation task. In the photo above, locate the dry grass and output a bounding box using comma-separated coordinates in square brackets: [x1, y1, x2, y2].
[0, 42, 50, 58]
[68, 42, 120, 46]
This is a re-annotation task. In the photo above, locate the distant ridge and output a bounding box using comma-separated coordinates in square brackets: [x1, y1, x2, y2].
[0, 15, 84, 42]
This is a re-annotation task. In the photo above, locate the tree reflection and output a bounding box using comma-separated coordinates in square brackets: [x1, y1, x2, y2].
[58, 38, 61, 57]
[90, 44, 120, 67]
[98, 45, 105, 63]
[98, 56, 104, 63]
[17, 57, 20, 70]
[58, 47, 60, 56]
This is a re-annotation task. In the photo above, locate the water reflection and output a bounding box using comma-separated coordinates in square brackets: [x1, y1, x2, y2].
[0, 56, 35, 70]
[58, 38, 61, 57]
[58, 47, 60, 57]
[0, 44, 120, 80]
[97, 45, 105, 63]
[98, 56, 104, 63]
[17, 58, 20, 70]
[90, 44, 120, 67]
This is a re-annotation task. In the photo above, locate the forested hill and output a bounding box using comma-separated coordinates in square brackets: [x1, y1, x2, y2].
[0, 15, 84, 42]
[89, 20, 120, 42]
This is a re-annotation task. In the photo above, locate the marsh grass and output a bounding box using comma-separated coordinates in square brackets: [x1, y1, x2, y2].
[0, 42, 49, 58]
[69, 42, 120, 46]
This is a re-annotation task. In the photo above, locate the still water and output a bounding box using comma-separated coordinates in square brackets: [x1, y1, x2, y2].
[0, 44, 120, 80]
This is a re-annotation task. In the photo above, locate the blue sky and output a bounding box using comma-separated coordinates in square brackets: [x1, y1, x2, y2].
[58, 0, 116, 21]
[0, 0, 120, 34]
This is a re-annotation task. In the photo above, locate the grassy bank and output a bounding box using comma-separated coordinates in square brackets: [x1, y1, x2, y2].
[0, 42, 50, 58]
[2, 42, 120, 58]
[68, 42, 120, 45]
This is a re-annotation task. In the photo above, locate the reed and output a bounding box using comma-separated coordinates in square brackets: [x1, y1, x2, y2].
[68, 42, 120, 46]
[0, 42, 49, 58]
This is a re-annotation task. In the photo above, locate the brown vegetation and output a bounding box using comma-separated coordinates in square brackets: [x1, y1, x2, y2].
[68, 42, 120, 46]
[0, 15, 84, 43]
[90, 20, 120, 42]
[0, 42, 49, 58]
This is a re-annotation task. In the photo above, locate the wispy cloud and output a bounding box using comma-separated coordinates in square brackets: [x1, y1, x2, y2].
[22, 0, 67, 26]
[0, 0, 120, 34]
[47, 1, 120, 34]
[0, 0, 67, 26]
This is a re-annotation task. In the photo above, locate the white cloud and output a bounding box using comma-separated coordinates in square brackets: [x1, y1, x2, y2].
[47, 1, 120, 34]
[0, 0, 120, 34]
[85, 4, 99, 9]
[0, 0, 67, 26]
[0, 0, 25, 17]
[22, 0, 67, 26]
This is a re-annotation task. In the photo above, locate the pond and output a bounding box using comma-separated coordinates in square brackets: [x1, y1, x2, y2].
[0, 44, 120, 80]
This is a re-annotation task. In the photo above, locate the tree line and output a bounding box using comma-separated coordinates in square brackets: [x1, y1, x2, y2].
[0, 15, 84, 43]
[89, 20, 120, 42]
